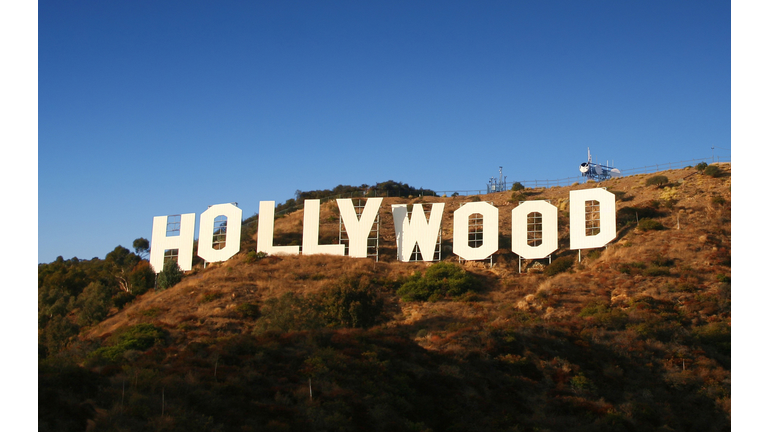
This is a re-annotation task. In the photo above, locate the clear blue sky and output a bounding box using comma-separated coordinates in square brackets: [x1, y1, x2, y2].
[37, 0, 732, 263]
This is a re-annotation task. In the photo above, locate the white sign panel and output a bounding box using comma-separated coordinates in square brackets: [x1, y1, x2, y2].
[392, 203, 444, 262]
[452, 201, 499, 261]
[510, 200, 558, 259]
[337, 198, 383, 258]
[150, 213, 195, 272]
[257, 201, 300, 256]
[569, 188, 617, 250]
[197, 203, 242, 263]
[302, 199, 345, 256]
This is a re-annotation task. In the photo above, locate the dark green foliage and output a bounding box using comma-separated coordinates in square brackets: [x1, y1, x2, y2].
[695, 161, 708, 171]
[254, 277, 386, 331]
[511, 181, 525, 191]
[544, 256, 574, 276]
[618, 262, 646, 275]
[40, 315, 79, 355]
[320, 276, 384, 328]
[508, 192, 526, 203]
[255, 292, 324, 332]
[76, 281, 112, 327]
[132, 237, 150, 258]
[277, 181, 437, 214]
[711, 195, 727, 206]
[39, 362, 105, 432]
[579, 302, 628, 329]
[703, 165, 722, 177]
[90, 323, 165, 363]
[397, 262, 479, 302]
[645, 175, 669, 187]
[637, 218, 664, 231]
[128, 261, 155, 295]
[616, 205, 664, 226]
[112, 291, 135, 309]
[156, 259, 183, 290]
[716, 274, 730, 283]
[643, 265, 670, 277]
[198, 291, 223, 303]
[693, 322, 730, 356]
[244, 250, 269, 263]
[235, 302, 260, 319]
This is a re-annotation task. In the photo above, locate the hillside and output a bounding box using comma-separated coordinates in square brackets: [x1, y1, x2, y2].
[40, 164, 731, 432]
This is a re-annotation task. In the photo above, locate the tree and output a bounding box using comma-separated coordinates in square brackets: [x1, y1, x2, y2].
[156, 259, 183, 290]
[76, 281, 112, 326]
[133, 237, 150, 259]
[511, 182, 525, 191]
[645, 175, 668, 187]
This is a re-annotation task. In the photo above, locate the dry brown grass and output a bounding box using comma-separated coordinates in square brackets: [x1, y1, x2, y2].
[87, 165, 731, 353]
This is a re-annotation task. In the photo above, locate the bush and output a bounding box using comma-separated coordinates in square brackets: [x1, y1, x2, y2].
[90, 323, 165, 363]
[156, 260, 183, 290]
[695, 162, 708, 171]
[579, 302, 628, 329]
[198, 291, 223, 304]
[76, 281, 112, 326]
[320, 276, 383, 328]
[703, 165, 722, 177]
[637, 218, 664, 231]
[244, 250, 269, 263]
[129, 261, 155, 296]
[511, 182, 525, 191]
[711, 195, 727, 206]
[645, 175, 668, 187]
[254, 292, 323, 332]
[235, 302, 260, 319]
[397, 262, 479, 302]
[544, 256, 574, 276]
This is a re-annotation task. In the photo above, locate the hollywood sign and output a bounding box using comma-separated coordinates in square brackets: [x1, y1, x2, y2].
[149, 189, 616, 273]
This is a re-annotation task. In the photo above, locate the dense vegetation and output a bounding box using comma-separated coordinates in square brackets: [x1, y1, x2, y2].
[38, 244, 155, 357]
[277, 181, 437, 214]
[39, 167, 731, 431]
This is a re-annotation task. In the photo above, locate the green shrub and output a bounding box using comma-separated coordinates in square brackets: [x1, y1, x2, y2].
[235, 302, 260, 319]
[112, 291, 135, 310]
[508, 192, 526, 203]
[643, 265, 670, 277]
[617, 206, 664, 225]
[320, 276, 383, 328]
[579, 302, 628, 329]
[245, 250, 269, 263]
[695, 162, 708, 171]
[544, 256, 574, 276]
[511, 182, 525, 191]
[397, 262, 479, 302]
[129, 261, 155, 295]
[637, 218, 664, 231]
[76, 281, 112, 326]
[156, 260, 183, 290]
[711, 195, 727, 206]
[703, 165, 721, 177]
[645, 175, 668, 187]
[198, 291, 223, 304]
[254, 292, 323, 332]
[90, 323, 165, 363]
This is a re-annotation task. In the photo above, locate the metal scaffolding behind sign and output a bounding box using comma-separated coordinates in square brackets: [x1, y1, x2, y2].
[407, 204, 442, 262]
[164, 215, 181, 265]
[339, 199, 380, 261]
[458, 202, 494, 267]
